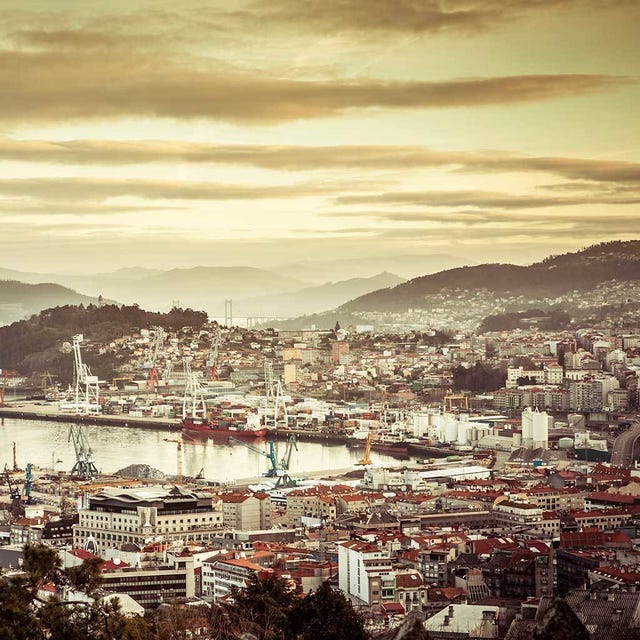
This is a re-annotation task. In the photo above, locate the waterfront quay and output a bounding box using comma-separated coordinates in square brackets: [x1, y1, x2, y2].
[0, 400, 461, 460]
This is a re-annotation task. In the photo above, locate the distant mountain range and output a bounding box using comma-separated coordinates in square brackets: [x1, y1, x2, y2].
[269, 253, 475, 281]
[232, 272, 404, 317]
[340, 240, 640, 313]
[1, 254, 464, 321]
[0, 281, 108, 325]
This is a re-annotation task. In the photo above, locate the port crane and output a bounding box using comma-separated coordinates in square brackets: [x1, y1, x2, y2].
[263, 361, 288, 429]
[182, 359, 208, 422]
[68, 424, 99, 476]
[2, 463, 37, 515]
[163, 432, 220, 484]
[207, 327, 222, 381]
[230, 435, 298, 486]
[72, 334, 100, 415]
[145, 327, 165, 392]
[163, 436, 185, 484]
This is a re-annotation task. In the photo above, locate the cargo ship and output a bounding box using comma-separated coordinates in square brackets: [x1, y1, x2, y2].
[370, 441, 410, 457]
[182, 375, 267, 438]
[572, 431, 610, 462]
[181, 413, 267, 438]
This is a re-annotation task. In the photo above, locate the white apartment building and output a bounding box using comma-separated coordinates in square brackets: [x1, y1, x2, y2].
[201, 557, 266, 601]
[73, 486, 224, 555]
[338, 540, 395, 606]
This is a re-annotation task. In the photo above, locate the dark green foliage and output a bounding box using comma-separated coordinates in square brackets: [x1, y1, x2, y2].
[0, 547, 368, 640]
[532, 598, 590, 640]
[479, 308, 572, 333]
[286, 582, 368, 640]
[452, 362, 506, 393]
[209, 575, 369, 640]
[0, 303, 207, 382]
[227, 573, 297, 640]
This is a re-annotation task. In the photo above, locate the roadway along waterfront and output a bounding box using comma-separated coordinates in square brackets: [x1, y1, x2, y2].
[0, 416, 404, 483]
[610, 420, 640, 468]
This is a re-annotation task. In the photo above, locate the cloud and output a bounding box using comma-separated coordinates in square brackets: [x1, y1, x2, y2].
[335, 189, 640, 209]
[2, 138, 638, 189]
[0, 201, 185, 215]
[0, 46, 627, 124]
[253, 0, 636, 35]
[11, 28, 121, 49]
[256, 0, 497, 34]
[0, 177, 373, 202]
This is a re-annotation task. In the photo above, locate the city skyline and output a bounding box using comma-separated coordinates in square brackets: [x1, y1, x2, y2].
[1, 0, 639, 273]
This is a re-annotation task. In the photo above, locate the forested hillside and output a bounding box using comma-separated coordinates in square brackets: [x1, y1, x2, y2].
[0, 304, 207, 383]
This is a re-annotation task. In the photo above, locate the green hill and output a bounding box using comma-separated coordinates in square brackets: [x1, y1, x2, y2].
[340, 241, 640, 313]
[0, 304, 207, 383]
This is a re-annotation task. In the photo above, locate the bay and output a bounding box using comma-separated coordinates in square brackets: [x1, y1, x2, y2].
[0, 417, 402, 483]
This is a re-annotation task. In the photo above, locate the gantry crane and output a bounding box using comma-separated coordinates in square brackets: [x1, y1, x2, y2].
[443, 391, 469, 413]
[72, 335, 100, 415]
[262, 361, 288, 429]
[182, 358, 208, 422]
[146, 327, 165, 392]
[230, 435, 298, 486]
[68, 424, 99, 476]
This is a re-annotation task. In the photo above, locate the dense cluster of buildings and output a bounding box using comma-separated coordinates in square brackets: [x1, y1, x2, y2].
[3, 314, 640, 637]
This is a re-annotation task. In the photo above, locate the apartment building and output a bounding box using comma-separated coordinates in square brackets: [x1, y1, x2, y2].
[338, 540, 395, 606]
[201, 556, 268, 601]
[221, 492, 271, 531]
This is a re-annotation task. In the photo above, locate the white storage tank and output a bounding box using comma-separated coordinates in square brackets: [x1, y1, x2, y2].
[532, 411, 549, 449]
[521, 408, 534, 446]
[444, 417, 459, 443]
[558, 437, 574, 450]
[412, 412, 430, 438]
[457, 422, 469, 445]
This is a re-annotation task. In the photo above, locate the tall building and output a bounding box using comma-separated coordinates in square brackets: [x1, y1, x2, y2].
[73, 486, 224, 555]
[338, 540, 395, 606]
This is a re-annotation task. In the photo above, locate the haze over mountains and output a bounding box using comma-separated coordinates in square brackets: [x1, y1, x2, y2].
[0, 281, 106, 325]
[0, 252, 467, 324]
[2, 242, 639, 329]
[339, 241, 640, 313]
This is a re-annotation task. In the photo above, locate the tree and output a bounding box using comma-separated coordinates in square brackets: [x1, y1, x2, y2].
[286, 582, 368, 640]
[0, 544, 154, 640]
[219, 573, 298, 640]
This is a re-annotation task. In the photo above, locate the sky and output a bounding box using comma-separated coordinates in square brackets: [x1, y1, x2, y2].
[1, 0, 639, 273]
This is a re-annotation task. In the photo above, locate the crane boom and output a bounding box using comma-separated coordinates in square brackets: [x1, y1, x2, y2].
[229, 437, 278, 476]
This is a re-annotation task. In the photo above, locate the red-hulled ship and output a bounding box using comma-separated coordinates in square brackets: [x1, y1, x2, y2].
[182, 412, 267, 438]
[181, 369, 267, 438]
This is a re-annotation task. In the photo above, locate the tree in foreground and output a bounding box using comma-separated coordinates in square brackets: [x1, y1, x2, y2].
[0, 544, 152, 640]
[286, 582, 368, 640]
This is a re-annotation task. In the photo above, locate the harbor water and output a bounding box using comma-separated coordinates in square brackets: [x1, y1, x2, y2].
[0, 417, 401, 483]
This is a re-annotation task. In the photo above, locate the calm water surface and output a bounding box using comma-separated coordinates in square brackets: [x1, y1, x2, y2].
[0, 417, 400, 483]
